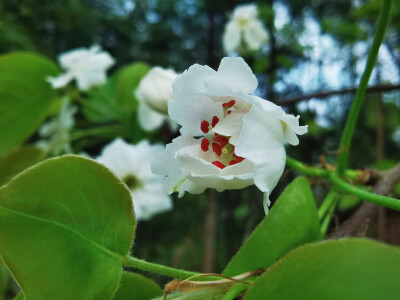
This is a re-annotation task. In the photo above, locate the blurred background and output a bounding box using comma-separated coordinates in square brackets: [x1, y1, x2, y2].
[1, 0, 399, 286]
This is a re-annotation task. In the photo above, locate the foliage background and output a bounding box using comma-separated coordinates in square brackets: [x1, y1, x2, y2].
[0, 0, 399, 293]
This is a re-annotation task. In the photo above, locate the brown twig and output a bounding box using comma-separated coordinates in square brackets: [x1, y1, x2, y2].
[277, 83, 400, 106]
[202, 189, 217, 272]
[330, 163, 400, 238]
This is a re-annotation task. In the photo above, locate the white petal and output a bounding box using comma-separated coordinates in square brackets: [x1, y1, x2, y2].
[232, 4, 258, 20]
[223, 21, 241, 53]
[217, 57, 258, 94]
[234, 105, 286, 193]
[243, 20, 269, 51]
[75, 71, 107, 91]
[138, 101, 166, 131]
[212, 109, 248, 145]
[47, 72, 74, 89]
[169, 64, 224, 136]
[279, 114, 308, 146]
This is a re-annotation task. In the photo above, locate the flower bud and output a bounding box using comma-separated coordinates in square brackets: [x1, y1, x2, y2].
[136, 67, 178, 114]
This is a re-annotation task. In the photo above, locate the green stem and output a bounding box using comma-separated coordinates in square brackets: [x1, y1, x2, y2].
[329, 172, 400, 211]
[317, 190, 337, 221]
[320, 197, 337, 237]
[125, 256, 199, 279]
[222, 283, 249, 300]
[286, 157, 328, 177]
[337, 0, 392, 175]
[286, 157, 360, 179]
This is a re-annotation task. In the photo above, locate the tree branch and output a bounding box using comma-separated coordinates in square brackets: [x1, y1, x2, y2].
[330, 163, 400, 238]
[277, 83, 400, 106]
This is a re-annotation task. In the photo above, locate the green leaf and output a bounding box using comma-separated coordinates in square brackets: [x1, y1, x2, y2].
[0, 146, 46, 187]
[0, 260, 10, 299]
[0, 52, 58, 155]
[223, 177, 320, 276]
[0, 155, 135, 299]
[84, 62, 149, 123]
[112, 272, 163, 300]
[115, 62, 149, 112]
[245, 238, 400, 299]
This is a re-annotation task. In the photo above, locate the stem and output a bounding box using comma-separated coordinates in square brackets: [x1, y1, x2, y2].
[286, 157, 328, 177]
[329, 172, 400, 211]
[337, 0, 392, 175]
[222, 283, 249, 300]
[320, 198, 337, 237]
[202, 189, 217, 273]
[317, 190, 337, 221]
[124, 256, 199, 279]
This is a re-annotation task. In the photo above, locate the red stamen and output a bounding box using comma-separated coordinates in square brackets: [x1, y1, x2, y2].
[201, 138, 209, 152]
[227, 110, 232, 115]
[212, 143, 222, 156]
[229, 160, 238, 165]
[222, 100, 236, 108]
[212, 161, 226, 169]
[200, 120, 209, 133]
[213, 136, 229, 148]
[211, 116, 219, 127]
[235, 155, 245, 163]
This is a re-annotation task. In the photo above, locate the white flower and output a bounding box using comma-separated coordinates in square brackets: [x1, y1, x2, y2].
[152, 57, 307, 213]
[96, 138, 172, 221]
[47, 45, 115, 91]
[223, 3, 269, 54]
[36, 98, 77, 155]
[135, 67, 179, 132]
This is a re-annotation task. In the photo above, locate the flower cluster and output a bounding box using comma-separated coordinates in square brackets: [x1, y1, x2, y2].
[47, 45, 115, 91]
[152, 57, 307, 212]
[223, 4, 269, 54]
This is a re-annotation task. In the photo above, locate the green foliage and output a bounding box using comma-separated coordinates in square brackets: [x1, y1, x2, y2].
[155, 288, 227, 300]
[0, 52, 58, 155]
[0, 155, 135, 299]
[0, 146, 46, 187]
[113, 272, 163, 300]
[223, 177, 320, 276]
[84, 62, 149, 123]
[245, 238, 400, 299]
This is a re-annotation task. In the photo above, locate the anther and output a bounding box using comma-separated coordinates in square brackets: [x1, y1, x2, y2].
[211, 116, 219, 127]
[201, 120, 210, 133]
[222, 100, 236, 108]
[229, 160, 238, 165]
[212, 161, 226, 169]
[213, 136, 229, 148]
[212, 143, 222, 156]
[201, 138, 209, 152]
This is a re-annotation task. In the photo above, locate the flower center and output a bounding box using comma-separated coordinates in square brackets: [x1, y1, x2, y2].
[199, 99, 245, 169]
[122, 174, 142, 191]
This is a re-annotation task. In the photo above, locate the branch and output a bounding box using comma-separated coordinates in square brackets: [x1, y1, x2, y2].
[330, 163, 400, 238]
[277, 83, 400, 106]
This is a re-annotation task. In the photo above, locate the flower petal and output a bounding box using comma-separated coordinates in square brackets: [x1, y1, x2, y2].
[212, 109, 248, 145]
[138, 101, 166, 131]
[223, 21, 241, 53]
[243, 20, 269, 51]
[47, 72, 75, 89]
[75, 70, 106, 91]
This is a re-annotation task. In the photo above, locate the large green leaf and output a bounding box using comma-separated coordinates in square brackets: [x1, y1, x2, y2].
[0, 155, 135, 299]
[245, 238, 400, 300]
[112, 272, 163, 300]
[0, 146, 46, 187]
[223, 177, 320, 276]
[154, 288, 227, 300]
[0, 52, 58, 155]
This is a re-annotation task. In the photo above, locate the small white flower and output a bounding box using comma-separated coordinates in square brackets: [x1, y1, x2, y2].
[36, 98, 77, 155]
[47, 45, 115, 91]
[97, 138, 172, 221]
[152, 57, 307, 213]
[135, 67, 179, 132]
[223, 3, 269, 54]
